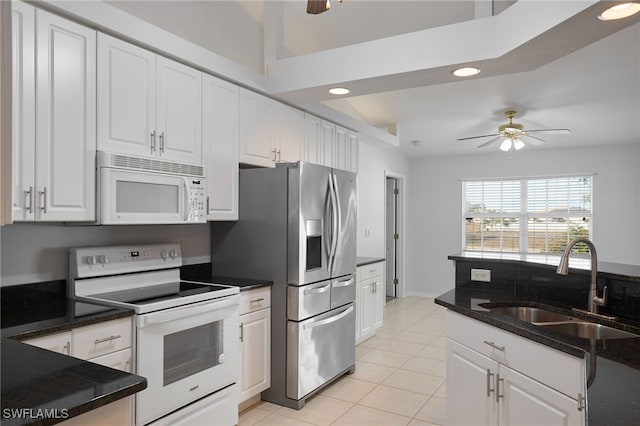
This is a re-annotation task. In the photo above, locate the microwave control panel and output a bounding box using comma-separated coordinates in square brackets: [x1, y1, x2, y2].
[187, 178, 206, 222]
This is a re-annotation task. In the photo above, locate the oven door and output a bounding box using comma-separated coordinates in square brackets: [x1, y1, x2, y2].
[135, 295, 239, 425]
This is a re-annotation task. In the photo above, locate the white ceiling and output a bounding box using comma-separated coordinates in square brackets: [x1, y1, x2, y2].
[108, 1, 640, 158]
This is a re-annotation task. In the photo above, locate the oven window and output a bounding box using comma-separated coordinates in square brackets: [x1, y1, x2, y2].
[116, 180, 179, 213]
[163, 320, 224, 386]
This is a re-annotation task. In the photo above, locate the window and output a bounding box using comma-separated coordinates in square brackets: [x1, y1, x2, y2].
[463, 176, 592, 254]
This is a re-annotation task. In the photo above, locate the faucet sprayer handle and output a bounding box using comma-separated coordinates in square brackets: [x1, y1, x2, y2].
[594, 285, 608, 307]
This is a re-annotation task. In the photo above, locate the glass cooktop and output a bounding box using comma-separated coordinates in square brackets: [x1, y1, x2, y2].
[91, 281, 232, 306]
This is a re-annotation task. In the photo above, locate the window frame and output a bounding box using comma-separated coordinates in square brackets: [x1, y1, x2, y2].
[461, 175, 593, 254]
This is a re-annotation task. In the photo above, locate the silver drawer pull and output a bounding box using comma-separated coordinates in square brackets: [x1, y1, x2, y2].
[483, 340, 505, 352]
[333, 278, 354, 288]
[304, 284, 330, 295]
[94, 335, 122, 345]
[496, 374, 504, 403]
[486, 369, 495, 397]
[250, 298, 265, 303]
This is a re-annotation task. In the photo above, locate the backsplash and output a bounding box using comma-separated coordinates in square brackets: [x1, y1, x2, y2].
[452, 258, 640, 323]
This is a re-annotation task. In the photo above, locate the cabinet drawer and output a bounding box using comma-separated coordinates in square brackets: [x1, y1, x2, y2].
[447, 310, 584, 399]
[239, 287, 271, 315]
[90, 348, 133, 373]
[72, 318, 132, 359]
[357, 261, 384, 281]
[24, 331, 72, 355]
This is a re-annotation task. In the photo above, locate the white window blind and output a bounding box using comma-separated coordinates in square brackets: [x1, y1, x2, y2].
[463, 176, 592, 254]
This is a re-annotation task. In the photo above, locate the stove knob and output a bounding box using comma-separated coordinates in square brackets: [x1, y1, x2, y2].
[160, 250, 168, 260]
[218, 353, 225, 364]
[97, 255, 109, 264]
[85, 255, 96, 265]
[169, 249, 178, 259]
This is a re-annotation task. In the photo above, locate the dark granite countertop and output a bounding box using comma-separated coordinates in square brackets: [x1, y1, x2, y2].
[356, 257, 385, 267]
[436, 287, 640, 425]
[449, 251, 640, 283]
[1, 281, 146, 425]
[180, 263, 272, 291]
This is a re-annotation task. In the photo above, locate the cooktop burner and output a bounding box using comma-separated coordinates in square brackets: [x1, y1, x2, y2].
[91, 281, 232, 306]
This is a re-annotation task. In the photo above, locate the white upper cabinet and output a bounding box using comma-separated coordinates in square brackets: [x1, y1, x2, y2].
[97, 34, 202, 164]
[238, 88, 303, 167]
[12, 2, 96, 222]
[202, 74, 239, 221]
[303, 113, 358, 173]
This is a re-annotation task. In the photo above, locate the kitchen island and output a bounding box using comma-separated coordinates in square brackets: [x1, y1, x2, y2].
[437, 254, 640, 425]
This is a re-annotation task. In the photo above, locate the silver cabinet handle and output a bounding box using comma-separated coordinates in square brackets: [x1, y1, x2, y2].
[150, 130, 156, 153]
[239, 323, 244, 343]
[206, 196, 210, 213]
[63, 341, 71, 355]
[272, 148, 277, 162]
[277, 149, 281, 162]
[159, 132, 165, 153]
[39, 187, 47, 213]
[483, 340, 505, 352]
[25, 186, 33, 214]
[577, 393, 586, 411]
[496, 373, 504, 403]
[486, 369, 495, 397]
[250, 298, 265, 303]
[94, 334, 122, 345]
[124, 359, 131, 373]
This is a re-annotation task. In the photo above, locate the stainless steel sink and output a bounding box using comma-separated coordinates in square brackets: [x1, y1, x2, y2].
[485, 306, 574, 324]
[539, 321, 640, 340]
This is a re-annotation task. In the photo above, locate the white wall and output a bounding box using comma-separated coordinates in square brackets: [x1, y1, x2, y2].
[357, 136, 410, 257]
[406, 143, 640, 297]
[0, 223, 211, 286]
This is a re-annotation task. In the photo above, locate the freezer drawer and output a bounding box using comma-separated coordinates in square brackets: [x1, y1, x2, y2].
[287, 280, 331, 321]
[331, 275, 356, 309]
[286, 303, 356, 400]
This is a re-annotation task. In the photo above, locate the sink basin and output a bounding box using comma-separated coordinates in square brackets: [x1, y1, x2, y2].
[539, 322, 640, 340]
[485, 306, 574, 324]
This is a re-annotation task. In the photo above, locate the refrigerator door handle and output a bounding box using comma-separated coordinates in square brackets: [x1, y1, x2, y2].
[328, 173, 339, 274]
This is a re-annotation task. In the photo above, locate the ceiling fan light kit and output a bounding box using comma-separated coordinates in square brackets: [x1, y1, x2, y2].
[458, 110, 570, 152]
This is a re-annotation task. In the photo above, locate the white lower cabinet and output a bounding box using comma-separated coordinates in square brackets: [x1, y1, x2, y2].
[446, 311, 585, 426]
[23, 317, 134, 425]
[238, 287, 271, 404]
[356, 261, 384, 344]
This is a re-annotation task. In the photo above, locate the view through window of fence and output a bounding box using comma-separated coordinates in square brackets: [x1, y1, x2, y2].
[463, 176, 592, 254]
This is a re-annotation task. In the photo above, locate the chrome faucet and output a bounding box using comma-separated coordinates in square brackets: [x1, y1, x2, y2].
[556, 237, 607, 314]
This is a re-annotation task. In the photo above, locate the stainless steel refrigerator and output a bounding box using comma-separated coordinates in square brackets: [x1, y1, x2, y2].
[212, 161, 357, 409]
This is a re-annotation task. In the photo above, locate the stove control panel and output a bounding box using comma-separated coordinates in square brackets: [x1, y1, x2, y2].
[70, 244, 183, 279]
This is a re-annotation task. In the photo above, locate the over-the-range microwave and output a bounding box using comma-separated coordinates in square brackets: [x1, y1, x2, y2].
[97, 151, 207, 225]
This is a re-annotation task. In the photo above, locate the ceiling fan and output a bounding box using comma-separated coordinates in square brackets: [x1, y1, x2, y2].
[458, 110, 571, 151]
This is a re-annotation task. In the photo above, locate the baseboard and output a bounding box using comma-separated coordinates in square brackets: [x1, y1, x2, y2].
[403, 290, 444, 298]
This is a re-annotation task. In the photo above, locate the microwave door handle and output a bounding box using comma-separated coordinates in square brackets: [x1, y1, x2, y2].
[183, 178, 190, 221]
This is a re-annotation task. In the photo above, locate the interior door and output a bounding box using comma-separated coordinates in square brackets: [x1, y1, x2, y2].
[385, 177, 397, 298]
[331, 168, 357, 278]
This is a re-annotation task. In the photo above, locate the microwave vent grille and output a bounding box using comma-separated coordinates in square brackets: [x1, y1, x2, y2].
[109, 154, 204, 177]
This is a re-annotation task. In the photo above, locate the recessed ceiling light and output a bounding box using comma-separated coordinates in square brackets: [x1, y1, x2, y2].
[598, 2, 640, 20]
[453, 67, 481, 77]
[329, 87, 350, 95]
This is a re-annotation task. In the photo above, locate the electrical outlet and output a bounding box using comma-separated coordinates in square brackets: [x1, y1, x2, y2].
[471, 268, 491, 282]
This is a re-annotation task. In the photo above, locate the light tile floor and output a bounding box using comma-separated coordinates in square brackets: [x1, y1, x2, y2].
[239, 297, 447, 426]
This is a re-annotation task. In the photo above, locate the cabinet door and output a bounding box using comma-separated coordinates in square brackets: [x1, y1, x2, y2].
[334, 125, 349, 171]
[35, 9, 96, 221]
[320, 120, 335, 168]
[24, 331, 72, 355]
[347, 131, 358, 173]
[499, 366, 582, 426]
[239, 308, 271, 402]
[11, 1, 35, 221]
[202, 74, 239, 220]
[275, 103, 303, 163]
[97, 33, 156, 158]
[238, 89, 274, 167]
[447, 338, 499, 426]
[357, 278, 375, 342]
[303, 113, 323, 165]
[372, 276, 384, 329]
[156, 56, 202, 164]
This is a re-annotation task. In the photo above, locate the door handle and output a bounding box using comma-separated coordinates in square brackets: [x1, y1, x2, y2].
[150, 130, 156, 153]
[94, 335, 122, 345]
[159, 132, 165, 153]
[496, 374, 504, 403]
[303, 306, 353, 330]
[483, 340, 505, 352]
[486, 369, 495, 397]
[304, 283, 330, 295]
[25, 186, 33, 214]
[332, 278, 354, 288]
[39, 187, 47, 214]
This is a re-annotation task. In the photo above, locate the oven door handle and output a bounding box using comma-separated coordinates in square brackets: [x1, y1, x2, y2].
[139, 297, 237, 328]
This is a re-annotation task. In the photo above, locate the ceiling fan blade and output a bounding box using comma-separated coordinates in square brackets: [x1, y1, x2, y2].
[457, 133, 500, 141]
[521, 134, 546, 145]
[477, 136, 503, 148]
[526, 129, 571, 135]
